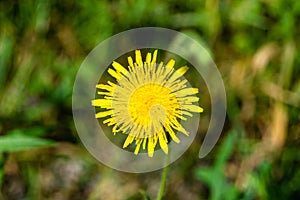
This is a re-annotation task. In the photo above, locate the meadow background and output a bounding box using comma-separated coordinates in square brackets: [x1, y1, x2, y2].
[0, 0, 300, 199]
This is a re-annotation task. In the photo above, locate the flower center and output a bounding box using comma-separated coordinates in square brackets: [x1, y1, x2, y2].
[128, 84, 177, 126]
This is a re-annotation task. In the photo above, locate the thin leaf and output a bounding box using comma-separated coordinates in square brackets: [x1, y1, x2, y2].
[0, 133, 55, 152]
[139, 190, 151, 200]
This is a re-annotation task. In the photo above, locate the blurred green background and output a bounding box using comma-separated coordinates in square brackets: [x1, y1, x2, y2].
[0, 0, 300, 199]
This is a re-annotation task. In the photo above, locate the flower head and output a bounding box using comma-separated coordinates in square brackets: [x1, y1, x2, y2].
[92, 50, 203, 157]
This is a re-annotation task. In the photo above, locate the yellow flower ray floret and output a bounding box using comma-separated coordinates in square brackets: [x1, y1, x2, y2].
[92, 50, 203, 157]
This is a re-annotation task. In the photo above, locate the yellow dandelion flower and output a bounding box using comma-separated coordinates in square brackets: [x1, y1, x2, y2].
[92, 49, 203, 157]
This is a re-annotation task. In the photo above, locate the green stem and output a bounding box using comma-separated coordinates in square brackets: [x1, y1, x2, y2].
[156, 158, 169, 200]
